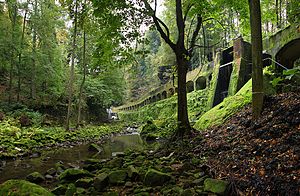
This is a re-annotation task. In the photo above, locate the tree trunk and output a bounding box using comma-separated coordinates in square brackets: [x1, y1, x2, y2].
[249, 0, 264, 119]
[76, 29, 86, 128]
[31, 0, 37, 101]
[17, 8, 27, 102]
[8, 3, 17, 104]
[176, 54, 191, 136]
[66, 0, 78, 130]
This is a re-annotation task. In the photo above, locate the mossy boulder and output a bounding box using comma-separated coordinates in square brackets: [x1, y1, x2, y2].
[127, 165, 139, 180]
[26, 171, 45, 183]
[65, 183, 76, 196]
[58, 168, 93, 182]
[144, 169, 172, 186]
[0, 180, 53, 196]
[106, 157, 123, 168]
[108, 170, 127, 185]
[75, 178, 94, 188]
[51, 185, 67, 195]
[93, 172, 109, 191]
[204, 178, 229, 195]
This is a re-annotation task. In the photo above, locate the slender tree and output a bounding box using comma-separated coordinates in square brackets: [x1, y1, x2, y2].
[249, 0, 264, 119]
[142, 0, 203, 137]
[66, 0, 78, 130]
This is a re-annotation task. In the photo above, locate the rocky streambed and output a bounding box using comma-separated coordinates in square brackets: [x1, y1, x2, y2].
[0, 132, 228, 196]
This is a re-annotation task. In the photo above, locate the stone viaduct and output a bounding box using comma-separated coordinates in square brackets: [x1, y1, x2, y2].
[114, 24, 300, 112]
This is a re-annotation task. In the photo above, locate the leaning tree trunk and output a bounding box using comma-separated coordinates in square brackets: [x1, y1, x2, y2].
[249, 0, 264, 119]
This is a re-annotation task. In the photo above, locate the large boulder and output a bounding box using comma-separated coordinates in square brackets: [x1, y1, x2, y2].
[26, 171, 45, 183]
[58, 168, 93, 182]
[0, 180, 53, 196]
[108, 170, 127, 185]
[204, 178, 229, 195]
[144, 169, 171, 186]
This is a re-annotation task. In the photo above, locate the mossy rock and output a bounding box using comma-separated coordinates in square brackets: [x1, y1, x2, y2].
[75, 178, 94, 188]
[108, 170, 127, 185]
[144, 169, 172, 186]
[65, 183, 76, 196]
[51, 185, 67, 195]
[26, 171, 45, 183]
[0, 180, 53, 196]
[106, 157, 123, 168]
[204, 178, 229, 195]
[93, 172, 109, 191]
[58, 168, 93, 182]
[127, 165, 139, 179]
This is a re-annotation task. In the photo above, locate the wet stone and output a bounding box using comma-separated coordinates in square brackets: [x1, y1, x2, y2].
[26, 172, 45, 183]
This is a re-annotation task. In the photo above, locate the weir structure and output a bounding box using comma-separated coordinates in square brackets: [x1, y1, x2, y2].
[114, 24, 300, 112]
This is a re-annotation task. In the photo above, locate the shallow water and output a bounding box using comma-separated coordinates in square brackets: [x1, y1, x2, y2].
[0, 133, 144, 183]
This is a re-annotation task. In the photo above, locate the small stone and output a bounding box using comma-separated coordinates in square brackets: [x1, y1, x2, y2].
[58, 169, 93, 183]
[93, 173, 109, 191]
[192, 175, 208, 186]
[144, 169, 171, 186]
[125, 181, 133, 187]
[112, 152, 125, 157]
[52, 185, 67, 195]
[108, 170, 127, 185]
[127, 165, 139, 179]
[204, 178, 229, 195]
[45, 175, 53, 180]
[65, 183, 76, 196]
[46, 168, 56, 175]
[106, 157, 123, 168]
[75, 178, 94, 188]
[26, 172, 45, 183]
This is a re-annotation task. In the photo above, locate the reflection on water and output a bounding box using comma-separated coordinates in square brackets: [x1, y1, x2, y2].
[0, 133, 144, 183]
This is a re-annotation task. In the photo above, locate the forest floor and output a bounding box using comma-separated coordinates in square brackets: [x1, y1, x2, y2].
[168, 89, 300, 195]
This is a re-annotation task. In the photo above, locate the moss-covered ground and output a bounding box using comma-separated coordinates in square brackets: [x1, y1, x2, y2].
[0, 115, 124, 158]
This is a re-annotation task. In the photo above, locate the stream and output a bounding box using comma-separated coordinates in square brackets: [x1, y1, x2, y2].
[0, 132, 144, 184]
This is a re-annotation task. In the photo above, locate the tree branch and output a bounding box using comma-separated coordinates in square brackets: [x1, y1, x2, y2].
[188, 15, 202, 54]
[183, 3, 194, 23]
[142, 0, 176, 51]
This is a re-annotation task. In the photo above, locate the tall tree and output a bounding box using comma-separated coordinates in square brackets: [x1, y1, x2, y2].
[142, 0, 203, 136]
[66, 0, 78, 130]
[249, 0, 264, 118]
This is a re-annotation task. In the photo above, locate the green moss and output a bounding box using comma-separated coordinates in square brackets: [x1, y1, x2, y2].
[0, 180, 53, 196]
[194, 79, 252, 130]
[206, 54, 221, 109]
[204, 178, 229, 195]
[194, 74, 275, 130]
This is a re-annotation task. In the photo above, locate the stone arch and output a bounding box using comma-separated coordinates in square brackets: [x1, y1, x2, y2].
[186, 81, 194, 93]
[156, 93, 162, 101]
[162, 91, 167, 99]
[169, 88, 175, 97]
[275, 38, 300, 70]
[195, 76, 207, 90]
